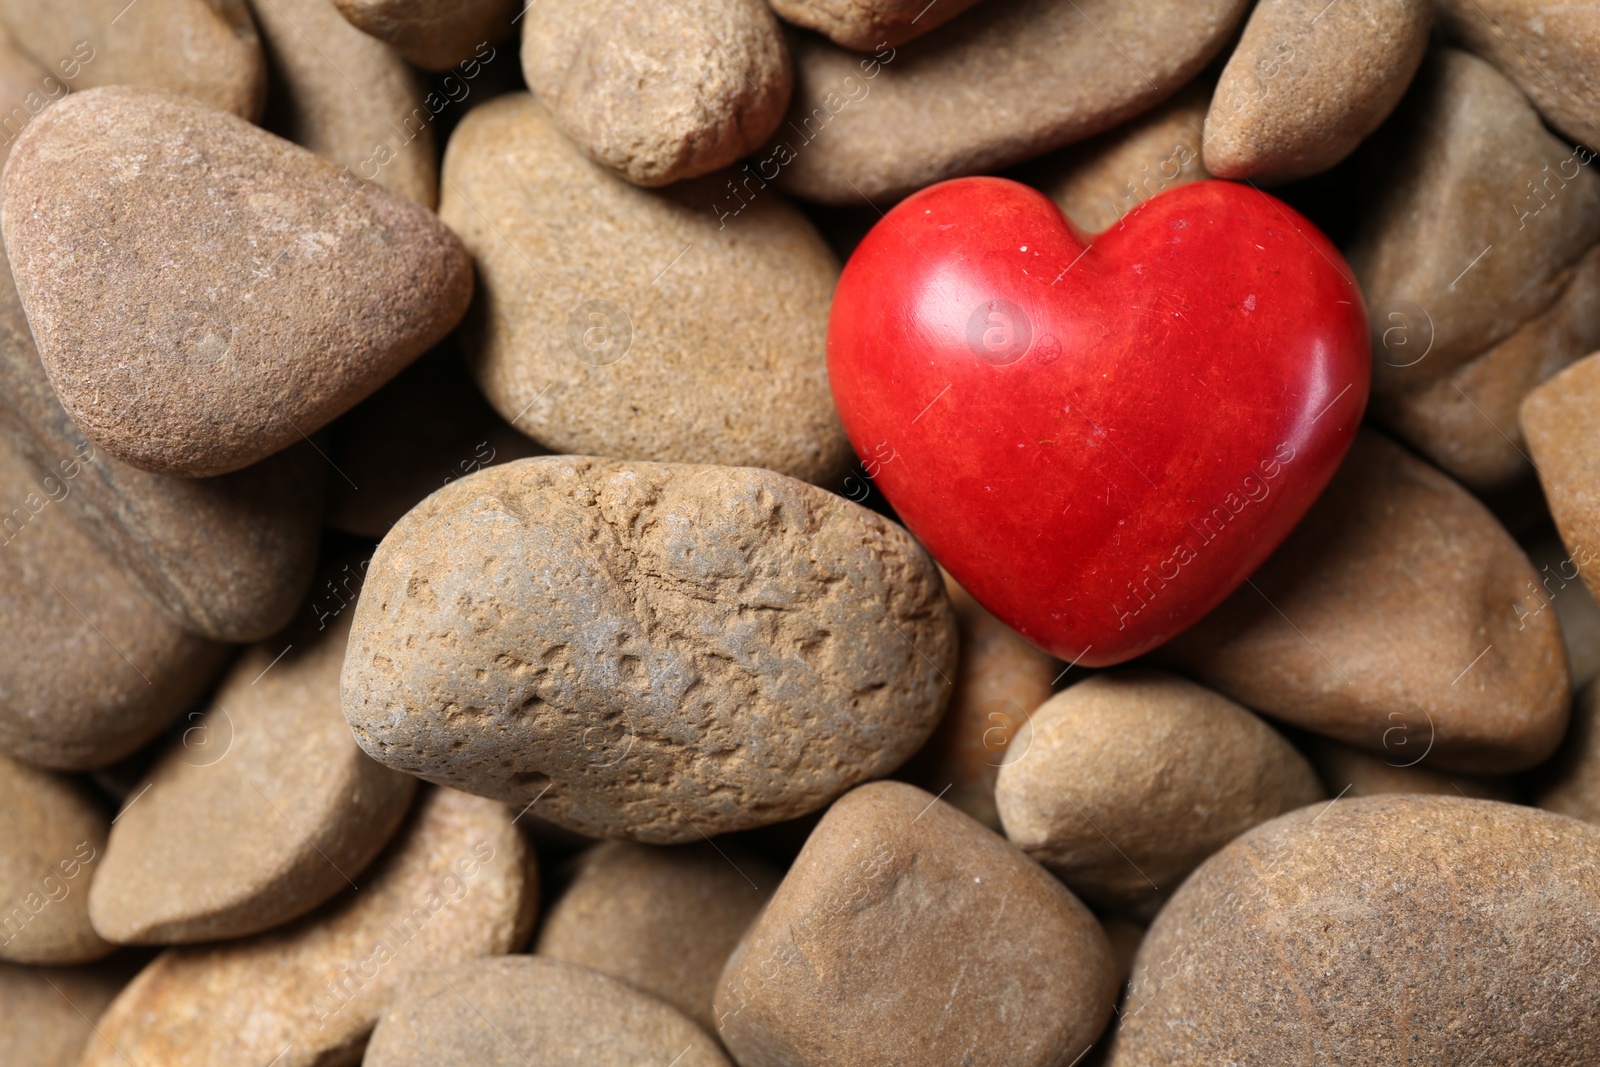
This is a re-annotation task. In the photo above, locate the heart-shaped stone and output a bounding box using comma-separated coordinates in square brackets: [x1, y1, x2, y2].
[828, 177, 1369, 665]
[1, 85, 473, 478]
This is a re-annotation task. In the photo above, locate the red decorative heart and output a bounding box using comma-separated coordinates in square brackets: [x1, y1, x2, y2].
[828, 178, 1369, 666]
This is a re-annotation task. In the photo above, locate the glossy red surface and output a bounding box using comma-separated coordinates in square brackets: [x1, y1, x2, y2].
[828, 178, 1370, 666]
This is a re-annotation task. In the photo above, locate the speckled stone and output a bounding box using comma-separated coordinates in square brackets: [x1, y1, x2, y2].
[0, 433, 230, 770]
[1035, 81, 1210, 235]
[0, 0, 266, 119]
[1348, 49, 1600, 412]
[768, 0, 984, 50]
[1380, 244, 1600, 494]
[342, 456, 956, 843]
[0, 754, 111, 963]
[439, 93, 852, 484]
[1523, 353, 1600, 611]
[333, 0, 516, 70]
[251, 0, 437, 207]
[715, 781, 1117, 1066]
[1438, 0, 1600, 150]
[1304, 736, 1516, 802]
[1107, 796, 1600, 1065]
[80, 787, 537, 1067]
[997, 671, 1322, 918]
[0, 958, 134, 1067]
[522, 0, 790, 186]
[774, 0, 1249, 204]
[1164, 430, 1569, 775]
[365, 956, 731, 1066]
[2, 86, 473, 478]
[899, 570, 1057, 831]
[89, 607, 417, 944]
[1203, 0, 1430, 183]
[0, 240, 324, 643]
[325, 342, 543, 539]
[536, 841, 780, 1030]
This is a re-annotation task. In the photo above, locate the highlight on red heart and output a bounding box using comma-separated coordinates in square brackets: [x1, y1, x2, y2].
[827, 177, 1370, 666]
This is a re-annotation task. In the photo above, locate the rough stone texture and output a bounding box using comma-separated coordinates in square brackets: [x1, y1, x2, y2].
[535, 841, 780, 1031]
[0, 958, 134, 1067]
[1107, 796, 1600, 1065]
[325, 342, 543, 538]
[89, 608, 418, 944]
[0, 434, 230, 770]
[774, 0, 1250, 204]
[1538, 681, 1600, 824]
[1382, 244, 1600, 494]
[768, 0, 984, 50]
[2, 86, 473, 478]
[342, 456, 957, 843]
[333, 0, 515, 70]
[1348, 49, 1600, 421]
[1204, 0, 1430, 183]
[0, 21, 49, 167]
[715, 781, 1117, 1066]
[251, 0, 437, 208]
[0, 754, 112, 963]
[440, 93, 851, 484]
[899, 569, 1057, 831]
[1523, 352, 1600, 611]
[996, 671, 1322, 918]
[365, 955, 731, 1066]
[1438, 0, 1600, 150]
[0, 0, 266, 119]
[0, 241, 324, 643]
[521, 0, 790, 187]
[1304, 736, 1516, 802]
[1525, 531, 1600, 690]
[80, 787, 537, 1067]
[1163, 430, 1570, 775]
[1035, 81, 1210, 236]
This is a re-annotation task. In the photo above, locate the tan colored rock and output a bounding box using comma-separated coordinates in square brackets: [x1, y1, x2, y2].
[996, 671, 1322, 918]
[1304, 736, 1516, 802]
[251, 0, 437, 208]
[440, 93, 851, 483]
[1379, 244, 1600, 494]
[1438, 0, 1600, 150]
[522, 0, 790, 187]
[1524, 352, 1600, 609]
[536, 841, 780, 1031]
[899, 571, 1057, 831]
[0, 240, 323, 643]
[1524, 531, 1600, 690]
[1203, 0, 1430, 183]
[1539, 681, 1600, 824]
[1348, 49, 1600, 395]
[0, 435, 230, 770]
[716, 781, 1116, 1066]
[365, 956, 731, 1067]
[1, 959, 134, 1067]
[2, 86, 473, 478]
[89, 608, 418, 944]
[0, 21, 50, 167]
[1036, 81, 1209, 235]
[325, 342, 543, 538]
[342, 456, 956, 843]
[774, 0, 1249, 204]
[770, 0, 984, 51]
[0, 755, 111, 963]
[333, 0, 516, 70]
[1107, 796, 1600, 1065]
[0, 0, 266, 119]
[1163, 430, 1569, 775]
[80, 787, 537, 1067]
